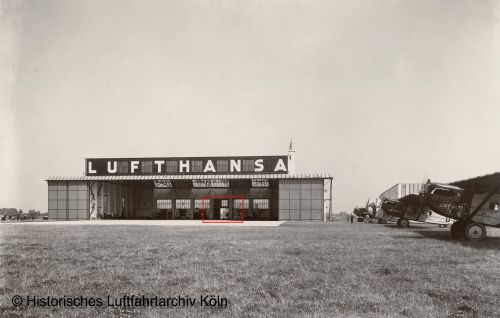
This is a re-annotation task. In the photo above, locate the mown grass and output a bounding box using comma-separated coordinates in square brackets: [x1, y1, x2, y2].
[1, 222, 500, 317]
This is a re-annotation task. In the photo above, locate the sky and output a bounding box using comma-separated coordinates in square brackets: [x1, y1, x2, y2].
[1, 0, 499, 213]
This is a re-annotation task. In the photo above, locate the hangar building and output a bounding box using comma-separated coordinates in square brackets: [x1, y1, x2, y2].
[46, 147, 333, 221]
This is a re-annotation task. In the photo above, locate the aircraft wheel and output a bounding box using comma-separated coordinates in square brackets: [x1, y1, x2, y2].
[398, 218, 409, 228]
[377, 219, 382, 224]
[451, 221, 466, 238]
[464, 223, 486, 241]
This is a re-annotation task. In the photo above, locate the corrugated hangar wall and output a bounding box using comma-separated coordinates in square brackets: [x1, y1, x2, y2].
[278, 179, 324, 220]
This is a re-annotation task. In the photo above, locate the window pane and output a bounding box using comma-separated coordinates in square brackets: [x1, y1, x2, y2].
[154, 180, 172, 188]
[301, 189, 311, 199]
[68, 200, 77, 209]
[312, 190, 323, 199]
[78, 209, 88, 219]
[78, 200, 88, 209]
[166, 161, 178, 173]
[118, 161, 128, 173]
[49, 191, 58, 200]
[58, 210, 67, 219]
[253, 199, 269, 209]
[311, 183, 323, 189]
[290, 190, 300, 199]
[233, 199, 249, 208]
[157, 199, 172, 209]
[210, 180, 230, 188]
[192, 180, 229, 188]
[194, 199, 210, 208]
[301, 200, 311, 209]
[279, 190, 290, 199]
[242, 160, 254, 172]
[176, 199, 191, 209]
[300, 182, 312, 189]
[141, 161, 153, 173]
[216, 160, 228, 172]
[312, 200, 323, 209]
[252, 179, 269, 187]
[48, 208, 57, 219]
[191, 160, 202, 173]
[290, 200, 300, 209]
[49, 200, 58, 209]
[279, 199, 289, 209]
[58, 200, 67, 209]
[78, 190, 88, 200]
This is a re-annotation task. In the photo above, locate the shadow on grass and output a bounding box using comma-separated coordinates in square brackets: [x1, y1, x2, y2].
[381, 224, 500, 250]
[382, 224, 433, 230]
[411, 229, 500, 250]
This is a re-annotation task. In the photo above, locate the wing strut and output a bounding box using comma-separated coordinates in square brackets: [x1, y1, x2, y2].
[466, 182, 500, 222]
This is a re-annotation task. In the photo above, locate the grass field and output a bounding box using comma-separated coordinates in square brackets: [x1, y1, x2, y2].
[1, 221, 500, 317]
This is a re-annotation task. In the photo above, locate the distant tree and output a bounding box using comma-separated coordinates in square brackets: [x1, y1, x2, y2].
[0, 208, 18, 217]
[28, 209, 40, 220]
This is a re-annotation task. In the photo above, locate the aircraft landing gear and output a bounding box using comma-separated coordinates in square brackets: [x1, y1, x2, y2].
[397, 218, 409, 228]
[451, 221, 487, 241]
[464, 223, 487, 241]
[450, 220, 466, 238]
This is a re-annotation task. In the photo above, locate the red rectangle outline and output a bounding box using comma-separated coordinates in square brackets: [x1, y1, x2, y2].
[202, 195, 245, 223]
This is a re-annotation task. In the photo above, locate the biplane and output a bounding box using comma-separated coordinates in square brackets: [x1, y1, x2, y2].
[352, 200, 372, 222]
[375, 197, 400, 224]
[352, 199, 383, 223]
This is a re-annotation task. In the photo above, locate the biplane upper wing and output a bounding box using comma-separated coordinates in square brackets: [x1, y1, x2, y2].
[450, 172, 500, 225]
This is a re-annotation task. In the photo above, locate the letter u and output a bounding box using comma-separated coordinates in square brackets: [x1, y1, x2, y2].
[108, 161, 117, 173]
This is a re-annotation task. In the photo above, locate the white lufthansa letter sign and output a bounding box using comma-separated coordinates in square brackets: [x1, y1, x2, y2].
[107, 161, 117, 173]
[179, 160, 190, 173]
[88, 161, 97, 174]
[130, 161, 139, 173]
[230, 160, 241, 172]
[255, 159, 264, 172]
[154, 160, 164, 173]
[274, 159, 287, 172]
[204, 160, 216, 173]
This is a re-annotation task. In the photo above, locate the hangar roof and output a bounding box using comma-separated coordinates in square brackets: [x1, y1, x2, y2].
[46, 174, 332, 181]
